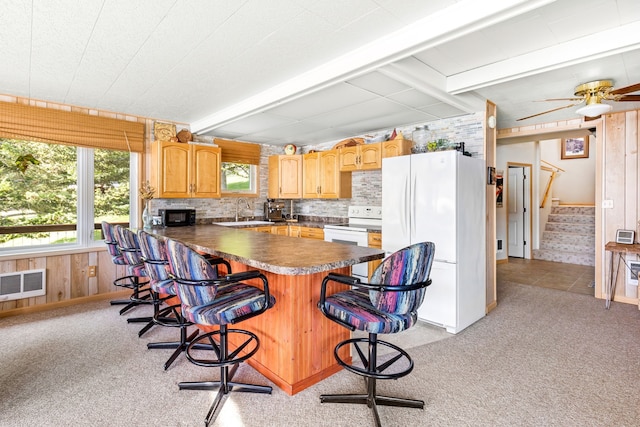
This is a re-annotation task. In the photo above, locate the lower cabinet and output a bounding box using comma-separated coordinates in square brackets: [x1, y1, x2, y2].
[247, 226, 272, 233]
[368, 232, 382, 280]
[272, 225, 289, 235]
[245, 224, 323, 239]
[299, 226, 324, 240]
[288, 225, 300, 237]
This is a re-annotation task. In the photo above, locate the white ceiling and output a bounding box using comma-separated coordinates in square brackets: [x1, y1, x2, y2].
[2, 0, 640, 146]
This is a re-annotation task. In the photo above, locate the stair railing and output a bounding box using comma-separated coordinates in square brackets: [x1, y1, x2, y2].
[540, 160, 565, 208]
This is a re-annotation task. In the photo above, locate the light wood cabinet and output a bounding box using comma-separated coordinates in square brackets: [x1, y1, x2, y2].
[339, 143, 381, 171]
[288, 225, 301, 237]
[268, 155, 303, 199]
[299, 226, 324, 240]
[151, 141, 221, 198]
[247, 226, 272, 233]
[272, 225, 289, 235]
[382, 139, 412, 158]
[303, 150, 351, 199]
[368, 232, 383, 280]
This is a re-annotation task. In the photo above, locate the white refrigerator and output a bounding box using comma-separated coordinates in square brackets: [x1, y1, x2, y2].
[382, 150, 486, 334]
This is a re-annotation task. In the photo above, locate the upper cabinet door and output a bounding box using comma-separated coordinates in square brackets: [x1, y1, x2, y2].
[319, 150, 340, 198]
[302, 152, 320, 198]
[151, 141, 221, 199]
[339, 143, 381, 171]
[339, 146, 359, 171]
[359, 144, 381, 169]
[382, 139, 412, 158]
[269, 155, 302, 199]
[154, 141, 191, 198]
[191, 144, 221, 198]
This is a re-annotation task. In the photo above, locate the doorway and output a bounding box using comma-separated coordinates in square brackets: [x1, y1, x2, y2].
[507, 164, 531, 259]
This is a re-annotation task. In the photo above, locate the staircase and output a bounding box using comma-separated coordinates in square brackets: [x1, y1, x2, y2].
[533, 206, 595, 266]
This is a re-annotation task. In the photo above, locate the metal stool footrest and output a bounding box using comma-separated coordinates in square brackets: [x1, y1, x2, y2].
[334, 337, 414, 380]
[185, 328, 259, 368]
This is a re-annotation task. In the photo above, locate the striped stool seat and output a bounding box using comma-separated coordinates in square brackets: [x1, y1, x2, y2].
[318, 241, 435, 427]
[165, 238, 276, 427]
[322, 289, 417, 335]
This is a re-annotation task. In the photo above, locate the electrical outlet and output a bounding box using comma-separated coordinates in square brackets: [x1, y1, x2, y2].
[88, 265, 97, 277]
[602, 199, 613, 209]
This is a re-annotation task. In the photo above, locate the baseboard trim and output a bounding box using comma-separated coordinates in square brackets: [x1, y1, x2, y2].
[0, 290, 131, 319]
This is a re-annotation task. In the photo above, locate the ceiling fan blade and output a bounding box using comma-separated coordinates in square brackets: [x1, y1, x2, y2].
[610, 83, 640, 95]
[539, 97, 583, 102]
[516, 102, 583, 121]
[584, 115, 601, 121]
[616, 94, 640, 102]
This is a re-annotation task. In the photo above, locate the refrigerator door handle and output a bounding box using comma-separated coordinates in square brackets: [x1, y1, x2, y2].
[411, 171, 417, 239]
[401, 173, 409, 237]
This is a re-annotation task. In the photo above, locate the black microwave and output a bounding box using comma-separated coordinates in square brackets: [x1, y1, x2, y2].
[159, 209, 196, 227]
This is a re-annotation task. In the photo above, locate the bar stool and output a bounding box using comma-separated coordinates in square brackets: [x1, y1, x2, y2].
[318, 241, 435, 427]
[137, 230, 231, 370]
[112, 225, 155, 331]
[102, 222, 150, 316]
[165, 238, 275, 426]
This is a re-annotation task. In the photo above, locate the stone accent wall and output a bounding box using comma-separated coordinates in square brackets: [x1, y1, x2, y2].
[150, 111, 484, 222]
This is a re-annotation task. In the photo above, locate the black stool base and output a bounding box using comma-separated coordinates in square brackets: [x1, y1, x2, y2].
[321, 389, 423, 427]
[179, 363, 272, 427]
[147, 329, 211, 370]
[180, 326, 270, 426]
[321, 333, 423, 427]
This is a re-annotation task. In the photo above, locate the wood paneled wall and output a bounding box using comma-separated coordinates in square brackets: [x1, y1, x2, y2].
[0, 249, 126, 313]
[603, 110, 639, 305]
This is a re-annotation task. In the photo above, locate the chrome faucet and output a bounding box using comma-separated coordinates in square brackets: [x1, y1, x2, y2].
[235, 198, 250, 221]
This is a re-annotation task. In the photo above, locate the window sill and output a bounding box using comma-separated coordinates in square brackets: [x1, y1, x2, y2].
[0, 244, 106, 261]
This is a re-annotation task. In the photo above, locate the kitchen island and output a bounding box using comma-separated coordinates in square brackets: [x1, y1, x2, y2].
[150, 224, 385, 395]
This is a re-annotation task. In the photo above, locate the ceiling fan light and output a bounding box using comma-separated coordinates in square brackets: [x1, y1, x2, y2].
[576, 102, 612, 117]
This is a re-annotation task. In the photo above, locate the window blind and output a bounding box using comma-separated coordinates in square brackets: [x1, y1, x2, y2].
[0, 101, 144, 152]
[214, 138, 261, 164]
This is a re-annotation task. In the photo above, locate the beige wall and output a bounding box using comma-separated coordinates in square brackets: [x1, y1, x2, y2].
[497, 109, 640, 306]
[540, 136, 596, 205]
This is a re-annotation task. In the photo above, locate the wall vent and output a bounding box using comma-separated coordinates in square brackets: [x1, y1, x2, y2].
[497, 239, 503, 251]
[0, 269, 46, 301]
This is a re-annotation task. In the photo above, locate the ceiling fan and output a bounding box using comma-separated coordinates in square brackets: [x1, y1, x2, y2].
[517, 79, 640, 121]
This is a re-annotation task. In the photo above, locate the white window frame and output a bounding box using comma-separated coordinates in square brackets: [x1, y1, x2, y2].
[0, 146, 138, 256]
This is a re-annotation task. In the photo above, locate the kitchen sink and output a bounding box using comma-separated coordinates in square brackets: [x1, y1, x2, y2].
[215, 220, 273, 226]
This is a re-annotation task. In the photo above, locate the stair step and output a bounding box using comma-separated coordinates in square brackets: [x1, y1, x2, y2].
[552, 206, 595, 215]
[542, 230, 595, 245]
[536, 206, 595, 267]
[545, 222, 595, 234]
[539, 239, 594, 253]
[533, 248, 595, 266]
[547, 213, 594, 224]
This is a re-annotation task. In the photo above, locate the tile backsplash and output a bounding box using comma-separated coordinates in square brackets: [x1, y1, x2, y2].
[150, 112, 483, 221]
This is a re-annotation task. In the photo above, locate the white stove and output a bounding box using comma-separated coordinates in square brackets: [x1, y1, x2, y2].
[324, 206, 382, 280]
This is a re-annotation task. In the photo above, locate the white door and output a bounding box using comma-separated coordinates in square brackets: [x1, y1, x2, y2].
[508, 167, 526, 258]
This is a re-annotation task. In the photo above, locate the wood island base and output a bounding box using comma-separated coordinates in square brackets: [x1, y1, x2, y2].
[201, 261, 352, 395]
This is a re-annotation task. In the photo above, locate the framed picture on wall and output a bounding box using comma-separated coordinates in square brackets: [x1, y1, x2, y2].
[561, 136, 588, 159]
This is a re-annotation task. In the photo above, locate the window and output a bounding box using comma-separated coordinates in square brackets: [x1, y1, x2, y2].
[0, 138, 134, 251]
[221, 162, 257, 194]
[215, 138, 261, 196]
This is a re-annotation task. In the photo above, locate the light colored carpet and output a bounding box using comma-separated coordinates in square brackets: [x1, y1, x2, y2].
[1, 281, 639, 427]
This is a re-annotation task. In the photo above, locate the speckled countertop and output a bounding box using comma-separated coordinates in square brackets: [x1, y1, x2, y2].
[149, 224, 384, 276]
